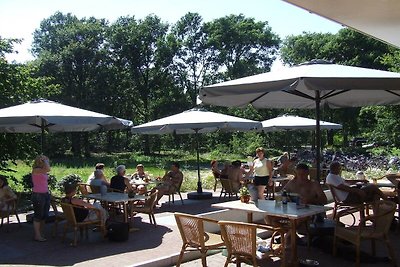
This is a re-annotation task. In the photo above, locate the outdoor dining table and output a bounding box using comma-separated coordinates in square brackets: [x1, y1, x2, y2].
[212, 199, 332, 266]
[86, 192, 147, 223]
[245, 175, 292, 198]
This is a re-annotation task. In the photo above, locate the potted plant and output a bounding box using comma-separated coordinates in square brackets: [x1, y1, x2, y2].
[239, 186, 251, 203]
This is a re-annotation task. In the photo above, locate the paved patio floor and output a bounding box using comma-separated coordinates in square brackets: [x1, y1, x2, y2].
[1, 189, 399, 267]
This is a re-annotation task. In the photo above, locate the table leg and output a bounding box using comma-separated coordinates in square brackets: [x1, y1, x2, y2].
[247, 212, 253, 223]
[290, 219, 298, 267]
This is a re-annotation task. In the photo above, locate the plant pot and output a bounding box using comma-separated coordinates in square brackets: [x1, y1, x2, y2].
[240, 195, 251, 203]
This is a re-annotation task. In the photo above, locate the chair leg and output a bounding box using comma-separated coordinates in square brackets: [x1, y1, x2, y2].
[200, 253, 207, 267]
[384, 236, 397, 266]
[73, 227, 78, 247]
[15, 212, 21, 226]
[178, 192, 184, 205]
[214, 180, 217, 192]
[176, 245, 186, 267]
[371, 239, 376, 256]
[356, 244, 360, 267]
[152, 214, 157, 227]
[332, 235, 337, 256]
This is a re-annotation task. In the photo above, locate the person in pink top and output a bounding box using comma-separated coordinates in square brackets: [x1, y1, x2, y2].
[31, 155, 51, 242]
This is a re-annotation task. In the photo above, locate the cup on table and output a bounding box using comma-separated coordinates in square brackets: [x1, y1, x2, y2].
[275, 194, 282, 205]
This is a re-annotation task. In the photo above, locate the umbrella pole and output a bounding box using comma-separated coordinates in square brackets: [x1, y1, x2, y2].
[315, 91, 321, 182]
[195, 130, 203, 193]
[41, 119, 45, 154]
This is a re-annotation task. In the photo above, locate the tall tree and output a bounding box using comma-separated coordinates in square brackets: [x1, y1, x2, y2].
[204, 14, 280, 80]
[32, 12, 112, 155]
[171, 12, 216, 105]
[108, 15, 185, 154]
[0, 37, 59, 170]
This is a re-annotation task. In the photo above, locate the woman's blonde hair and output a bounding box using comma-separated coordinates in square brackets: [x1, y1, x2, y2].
[33, 155, 49, 169]
[256, 147, 265, 154]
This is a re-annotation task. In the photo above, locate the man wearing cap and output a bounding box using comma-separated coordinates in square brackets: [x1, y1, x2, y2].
[87, 163, 106, 184]
[110, 165, 134, 193]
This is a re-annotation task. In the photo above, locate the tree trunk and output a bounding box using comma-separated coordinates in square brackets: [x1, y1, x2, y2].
[327, 130, 334, 146]
[83, 132, 90, 157]
[71, 133, 82, 157]
[143, 135, 150, 155]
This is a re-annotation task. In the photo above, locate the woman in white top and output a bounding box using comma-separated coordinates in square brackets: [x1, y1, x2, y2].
[250, 147, 273, 200]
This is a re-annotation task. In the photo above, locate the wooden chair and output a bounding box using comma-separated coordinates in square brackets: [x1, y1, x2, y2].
[0, 194, 20, 229]
[219, 178, 239, 200]
[327, 184, 367, 225]
[333, 200, 397, 267]
[130, 190, 158, 227]
[219, 220, 286, 267]
[212, 171, 221, 192]
[174, 212, 224, 267]
[378, 174, 400, 230]
[168, 178, 184, 205]
[60, 202, 106, 246]
[78, 183, 91, 195]
[50, 195, 66, 237]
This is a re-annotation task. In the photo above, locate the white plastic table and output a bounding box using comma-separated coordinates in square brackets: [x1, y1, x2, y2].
[87, 192, 147, 223]
[212, 200, 332, 266]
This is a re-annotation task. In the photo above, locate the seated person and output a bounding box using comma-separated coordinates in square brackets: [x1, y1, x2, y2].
[130, 164, 149, 194]
[110, 165, 134, 193]
[87, 163, 106, 184]
[62, 185, 108, 224]
[277, 152, 289, 166]
[153, 162, 183, 205]
[0, 175, 17, 211]
[220, 162, 231, 179]
[227, 160, 244, 191]
[211, 160, 221, 178]
[131, 164, 149, 180]
[89, 170, 110, 194]
[278, 157, 297, 177]
[283, 163, 327, 205]
[326, 161, 386, 205]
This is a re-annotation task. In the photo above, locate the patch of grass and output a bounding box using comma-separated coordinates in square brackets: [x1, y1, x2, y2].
[4, 152, 234, 194]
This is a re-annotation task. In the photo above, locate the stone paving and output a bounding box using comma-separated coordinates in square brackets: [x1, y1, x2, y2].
[1, 189, 399, 267]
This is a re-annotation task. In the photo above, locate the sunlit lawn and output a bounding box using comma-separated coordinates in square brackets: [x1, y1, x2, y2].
[6, 151, 243, 194]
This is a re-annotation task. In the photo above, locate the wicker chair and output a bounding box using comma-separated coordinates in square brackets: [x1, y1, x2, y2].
[168, 178, 184, 205]
[327, 184, 368, 225]
[219, 220, 286, 267]
[174, 212, 224, 267]
[130, 190, 158, 227]
[60, 202, 105, 246]
[212, 171, 221, 192]
[0, 194, 20, 229]
[219, 178, 239, 200]
[50, 195, 66, 237]
[333, 200, 397, 267]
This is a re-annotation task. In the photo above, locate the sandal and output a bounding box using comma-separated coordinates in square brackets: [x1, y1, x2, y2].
[34, 237, 47, 242]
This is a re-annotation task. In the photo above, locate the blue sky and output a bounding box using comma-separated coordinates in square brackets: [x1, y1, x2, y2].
[0, 0, 342, 63]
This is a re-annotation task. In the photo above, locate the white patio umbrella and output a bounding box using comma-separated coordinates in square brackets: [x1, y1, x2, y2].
[0, 98, 133, 151]
[132, 107, 262, 199]
[261, 115, 342, 132]
[283, 0, 400, 48]
[200, 60, 400, 180]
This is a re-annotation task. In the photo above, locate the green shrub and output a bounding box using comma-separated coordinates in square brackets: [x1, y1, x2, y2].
[21, 173, 57, 192]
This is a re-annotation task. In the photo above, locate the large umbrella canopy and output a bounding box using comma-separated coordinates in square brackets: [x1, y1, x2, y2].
[200, 61, 400, 109]
[200, 60, 400, 180]
[261, 115, 342, 132]
[0, 99, 133, 152]
[0, 99, 133, 133]
[132, 107, 261, 134]
[132, 107, 261, 198]
[283, 0, 400, 49]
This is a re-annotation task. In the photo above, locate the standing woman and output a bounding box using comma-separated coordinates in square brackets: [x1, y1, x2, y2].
[31, 155, 51, 242]
[251, 147, 273, 200]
